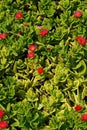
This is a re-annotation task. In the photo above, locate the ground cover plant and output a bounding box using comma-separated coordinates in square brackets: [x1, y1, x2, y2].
[0, 0, 87, 129]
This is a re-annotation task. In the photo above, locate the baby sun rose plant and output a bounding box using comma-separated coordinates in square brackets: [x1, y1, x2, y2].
[1, 0, 87, 129]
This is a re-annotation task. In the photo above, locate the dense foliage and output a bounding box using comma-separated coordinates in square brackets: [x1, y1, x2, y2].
[0, 0, 87, 129]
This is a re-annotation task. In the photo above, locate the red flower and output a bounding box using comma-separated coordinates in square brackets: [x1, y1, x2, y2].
[81, 114, 87, 121]
[74, 105, 82, 111]
[27, 52, 35, 59]
[0, 33, 7, 40]
[28, 44, 37, 52]
[74, 11, 82, 18]
[37, 67, 44, 74]
[0, 110, 5, 118]
[0, 121, 8, 129]
[76, 36, 87, 45]
[39, 29, 48, 37]
[15, 12, 23, 19]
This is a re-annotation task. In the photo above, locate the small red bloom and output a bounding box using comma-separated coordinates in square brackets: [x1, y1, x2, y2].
[74, 11, 82, 18]
[0, 121, 8, 129]
[74, 105, 82, 111]
[28, 44, 37, 52]
[81, 114, 87, 121]
[15, 12, 23, 19]
[0, 110, 5, 118]
[27, 52, 35, 59]
[37, 67, 44, 74]
[39, 29, 48, 37]
[0, 33, 7, 40]
[76, 36, 87, 45]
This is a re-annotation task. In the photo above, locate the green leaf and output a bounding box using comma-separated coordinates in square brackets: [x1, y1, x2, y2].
[11, 119, 20, 127]
[6, 103, 11, 112]
[59, 0, 70, 9]
[73, 60, 86, 75]
[1, 58, 7, 65]
[17, 90, 26, 99]
[26, 88, 38, 102]
[82, 86, 87, 99]
[54, 63, 69, 84]
[0, 104, 6, 111]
